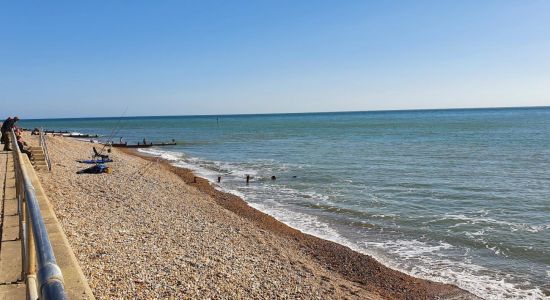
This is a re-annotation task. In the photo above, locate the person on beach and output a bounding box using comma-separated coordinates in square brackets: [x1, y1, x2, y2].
[1, 116, 19, 151]
[15, 132, 32, 159]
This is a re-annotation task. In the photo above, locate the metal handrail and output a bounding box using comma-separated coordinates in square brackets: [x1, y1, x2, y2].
[39, 128, 52, 171]
[11, 130, 67, 300]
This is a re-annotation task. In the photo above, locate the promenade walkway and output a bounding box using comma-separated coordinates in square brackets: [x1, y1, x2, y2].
[0, 146, 95, 299]
[0, 150, 25, 299]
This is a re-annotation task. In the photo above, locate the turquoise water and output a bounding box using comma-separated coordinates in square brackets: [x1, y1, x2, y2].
[22, 107, 550, 299]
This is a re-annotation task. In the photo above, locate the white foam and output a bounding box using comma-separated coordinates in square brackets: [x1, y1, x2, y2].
[138, 148, 182, 161]
[360, 239, 547, 300]
[248, 202, 356, 250]
[440, 214, 549, 233]
[302, 190, 331, 202]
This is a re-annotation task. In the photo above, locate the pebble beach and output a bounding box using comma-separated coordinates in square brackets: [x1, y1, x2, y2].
[32, 134, 476, 299]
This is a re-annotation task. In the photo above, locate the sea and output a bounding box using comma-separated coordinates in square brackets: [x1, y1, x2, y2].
[21, 107, 550, 299]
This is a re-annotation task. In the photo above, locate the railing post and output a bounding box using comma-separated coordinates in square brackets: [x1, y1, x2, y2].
[26, 203, 38, 300]
[39, 128, 52, 171]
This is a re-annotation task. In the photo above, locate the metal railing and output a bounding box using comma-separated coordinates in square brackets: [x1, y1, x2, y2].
[39, 128, 52, 171]
[11, 130, 67, 300]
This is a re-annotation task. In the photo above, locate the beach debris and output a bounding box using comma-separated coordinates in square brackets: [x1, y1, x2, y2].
[76, 164, 112, 174]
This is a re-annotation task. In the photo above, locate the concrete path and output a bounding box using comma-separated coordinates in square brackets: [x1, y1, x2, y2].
[0, 150, 25, 299]
[0, 146, 95, 299]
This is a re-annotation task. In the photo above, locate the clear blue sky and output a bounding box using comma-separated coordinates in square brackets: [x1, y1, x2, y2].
[1, 1, 549, 118]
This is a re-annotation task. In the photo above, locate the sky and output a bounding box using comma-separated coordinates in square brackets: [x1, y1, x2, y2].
[1, 0, 550, 118]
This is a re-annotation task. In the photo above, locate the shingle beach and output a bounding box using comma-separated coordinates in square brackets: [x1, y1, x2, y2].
[33, 134, 476, 299]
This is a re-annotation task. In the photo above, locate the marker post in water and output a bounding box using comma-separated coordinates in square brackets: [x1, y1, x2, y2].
[246, 175, 250, 185]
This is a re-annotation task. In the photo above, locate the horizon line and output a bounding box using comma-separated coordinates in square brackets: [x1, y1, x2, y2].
[20, 105, 550, 121]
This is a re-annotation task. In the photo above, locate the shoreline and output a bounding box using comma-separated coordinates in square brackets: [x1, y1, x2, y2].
[120, 147, 477, 299]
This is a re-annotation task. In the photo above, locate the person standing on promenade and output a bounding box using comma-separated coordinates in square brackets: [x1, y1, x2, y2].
[1, 116, 19, 151]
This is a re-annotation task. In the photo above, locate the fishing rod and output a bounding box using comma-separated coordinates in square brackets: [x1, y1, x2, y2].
[96, 106, 129, 157]
[76, 107, 130, 175]
[131, 156, 161, 178]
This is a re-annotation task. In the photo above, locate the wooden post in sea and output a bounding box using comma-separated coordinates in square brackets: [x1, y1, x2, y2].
[246, 175, 250, 185]
[217, 176, 221, 183]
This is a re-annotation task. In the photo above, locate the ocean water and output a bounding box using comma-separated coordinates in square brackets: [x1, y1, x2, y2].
[22, 107, 550, 299]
